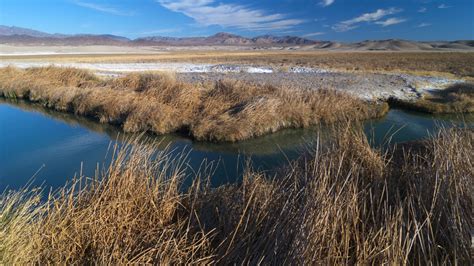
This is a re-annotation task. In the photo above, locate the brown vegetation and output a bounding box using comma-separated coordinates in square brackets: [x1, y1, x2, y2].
[389, 82, 474, 113]
[1, 126, 472, 264]
[193, 51, 474, 78]
[0, 66, 386, 142]
[4, 51, 474, 77]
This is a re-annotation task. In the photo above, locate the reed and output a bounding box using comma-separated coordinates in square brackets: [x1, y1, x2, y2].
[1, 125, 472, 264]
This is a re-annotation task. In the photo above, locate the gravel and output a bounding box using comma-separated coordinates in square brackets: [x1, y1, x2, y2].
[178, 71, 462, 102]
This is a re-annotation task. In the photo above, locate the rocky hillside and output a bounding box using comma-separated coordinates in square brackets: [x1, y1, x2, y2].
[1, 25, 473, 50]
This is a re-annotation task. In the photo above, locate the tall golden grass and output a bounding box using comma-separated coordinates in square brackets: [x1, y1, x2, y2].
[0, 66, 387, 142]
[1, 126, 472, 264]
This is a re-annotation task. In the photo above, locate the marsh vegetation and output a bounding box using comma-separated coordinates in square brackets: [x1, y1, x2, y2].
[0, 66, 387, 142]
[1, 61, 472, 264]
[1, 125, 472, 264]
[389, 82, 474, 113]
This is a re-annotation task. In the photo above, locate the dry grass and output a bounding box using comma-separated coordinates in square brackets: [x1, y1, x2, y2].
[1, 143, 214, 264]
[0, 66, 385, 142]
[191, 79, 380, 141]
[389, 83, 474, 113]
[4, 51, 474, 77]
[1, 125, 472, 264]
[0, 187, 42, 263]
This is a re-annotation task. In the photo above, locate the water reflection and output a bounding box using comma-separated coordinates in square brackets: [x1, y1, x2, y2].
[1, 99, 472, 191]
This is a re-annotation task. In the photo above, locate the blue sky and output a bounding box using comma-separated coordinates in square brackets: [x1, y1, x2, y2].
[0, 0, 473, 41]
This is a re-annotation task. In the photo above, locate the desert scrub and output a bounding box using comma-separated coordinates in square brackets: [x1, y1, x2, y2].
[1, 126, 472, 264]
[10, 51, 474, 77]
[389, 82, 474, 113]
[0, 66, 385, 142]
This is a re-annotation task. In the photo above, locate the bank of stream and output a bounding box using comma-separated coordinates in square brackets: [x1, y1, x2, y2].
[1, 99, 472, 191]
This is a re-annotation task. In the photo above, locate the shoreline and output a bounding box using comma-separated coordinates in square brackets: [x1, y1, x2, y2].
[2, 125, 472, 264]
[0, 66, 388, 142]
[1, 63, 472, 142]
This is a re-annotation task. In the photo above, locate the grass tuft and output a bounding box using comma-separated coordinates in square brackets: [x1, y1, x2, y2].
[0, 66, 386, 141]
[1, 126, 472, 264]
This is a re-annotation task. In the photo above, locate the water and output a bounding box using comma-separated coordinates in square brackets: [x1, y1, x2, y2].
[364, 109, 473, 144]
[1, 100, 472, 191]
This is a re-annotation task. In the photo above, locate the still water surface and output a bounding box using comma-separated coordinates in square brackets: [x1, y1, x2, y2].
[1, 100, 472, 191]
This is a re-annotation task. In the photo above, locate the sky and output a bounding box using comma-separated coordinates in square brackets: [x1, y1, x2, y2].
[0, 0, 473, 41]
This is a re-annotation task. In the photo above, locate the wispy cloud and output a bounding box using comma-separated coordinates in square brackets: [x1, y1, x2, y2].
[303, 32, 325, 37]
[157, 0, 305, 31]
[375, 17, 407, 27]
[319, 0, 335, 7]
[418, 7, 427, 13]
[74, 1, 134, 16]
[416, 23, 431, 28]
[438, 4, 452, 9]
[332, 8, 402, 32]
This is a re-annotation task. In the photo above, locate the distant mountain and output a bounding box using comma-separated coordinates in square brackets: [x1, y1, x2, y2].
[0, 34, 130, 46]
[252, 35, 317, 45]
[0, 26, 129, 45]
[73, 34, 130, 42]
[0, 25, 473, 51]
[0, 25, 64, 38]
[328, 39, 474, 51]
[0, 26, 318, 46]
[132, 32, 315, 46]
[206, 32, 254, 45]
[349, 39, 434, 51]
[133, 32, 253, 46]
[427, 40, 474, 50]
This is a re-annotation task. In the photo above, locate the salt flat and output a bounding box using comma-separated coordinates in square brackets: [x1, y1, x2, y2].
[0, 44, 166, 56]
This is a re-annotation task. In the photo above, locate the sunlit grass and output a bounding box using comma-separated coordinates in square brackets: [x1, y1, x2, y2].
[0, 66, 387, 142]
[1, 125, 472, 264]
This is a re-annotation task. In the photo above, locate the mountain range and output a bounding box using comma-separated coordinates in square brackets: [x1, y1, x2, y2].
[1, 25, 473, 51]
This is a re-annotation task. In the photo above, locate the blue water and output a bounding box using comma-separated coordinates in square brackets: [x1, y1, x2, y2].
[0, 100, 472, 191]
[365, 109, 472, 144]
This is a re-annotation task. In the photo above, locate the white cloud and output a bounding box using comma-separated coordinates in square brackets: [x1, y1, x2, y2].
[438, 4, 452, 9]
[157, 0, 305, 31]
[375, 17, 407, 27]
[418, 7, 427, 13]
[320, 0, 335, 7]
[416, 23, 431, 28]
[74, 1, 134, 16]
[332, 8, 402, 32]
[303, 32, 325, 37]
